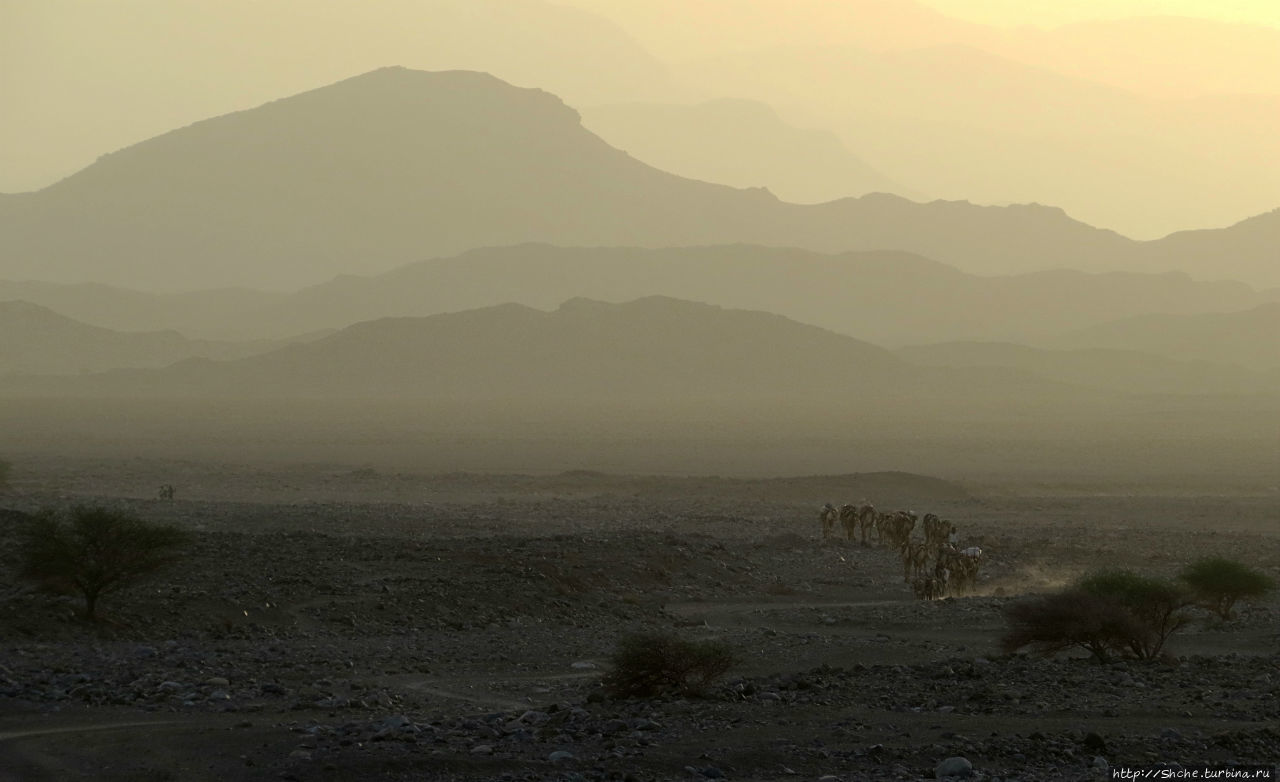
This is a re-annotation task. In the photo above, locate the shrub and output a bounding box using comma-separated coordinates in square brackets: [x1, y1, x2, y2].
[1078, 570, 1193, 659]
[601, 633, 737, 698]
[1179, 558, 1276, 620]
[1001, 589, 1144, 663]
[19, 506, 188, 620]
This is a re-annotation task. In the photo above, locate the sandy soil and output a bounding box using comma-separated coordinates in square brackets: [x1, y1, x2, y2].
[1, 457, 1278, 781]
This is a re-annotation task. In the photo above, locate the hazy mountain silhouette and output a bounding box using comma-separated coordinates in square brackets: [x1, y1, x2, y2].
[579, 99, 912, 203]
[15, 297, 1100, 405]
[673, 41, 1280, 241]
[1144, 210, 1280, 288]
[0, 300, 284, 375]
[1049, 304, 1280, 370]
[586, 1, 1280, 99]
[896, 341, 1275, 396]
[0, 281, 284, 339]
[6, 245, 1277, 346]
[1, 0, 682, 193]
[52, 298, 907, 398]
[0, 67, 1146, 291]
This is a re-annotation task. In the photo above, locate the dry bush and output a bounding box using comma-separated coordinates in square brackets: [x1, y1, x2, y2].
[1179, 557, 1276, 620]
[19, 506, 188, 621]
[1078, 570, 1193, 660]
[601, 633, 737, 698]
[1001, 589, 1144, 663]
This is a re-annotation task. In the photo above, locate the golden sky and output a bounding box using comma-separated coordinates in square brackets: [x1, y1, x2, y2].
[915, 0, 1279, 27]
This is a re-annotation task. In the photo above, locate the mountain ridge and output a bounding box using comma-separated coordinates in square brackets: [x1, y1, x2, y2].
[5, 244, 1277, 347]
[0, 67, 1154, 291]
[0, 299, 287, 375]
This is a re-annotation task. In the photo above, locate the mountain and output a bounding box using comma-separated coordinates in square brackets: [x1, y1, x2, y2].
[672, 41, 1280, 242]
[0, 281, 285, 338]
[54, 297, 909, 398]
[1, 0, 682, 193]
[1048, 303, 1280, 370]
[264, 246, 1280, 347]
[579, 99, 911, 203]
[7, 245, 1277, 345]
[0, 67, 1140, 291]
[0, 300, 284, 375]
[1144, 210, 1280, 286]
[895, 341, 1275, 396]
[15, 296, 1100, 407]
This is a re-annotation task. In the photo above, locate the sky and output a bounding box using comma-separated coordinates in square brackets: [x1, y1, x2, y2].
[914, 0, 1280, 27]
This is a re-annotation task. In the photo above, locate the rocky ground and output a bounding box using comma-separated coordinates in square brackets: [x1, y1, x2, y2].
[1, 458, 1278, 781]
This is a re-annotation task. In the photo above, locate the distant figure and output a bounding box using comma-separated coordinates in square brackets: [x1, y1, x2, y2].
[158, 484, 175, 501]
[819, 503, 838, 539]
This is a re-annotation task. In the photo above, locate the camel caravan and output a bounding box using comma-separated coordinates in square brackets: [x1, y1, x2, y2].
[819, 503, 984, 601]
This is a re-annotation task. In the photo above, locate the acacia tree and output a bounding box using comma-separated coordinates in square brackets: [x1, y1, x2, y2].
[20, 506, 187, 620]
[1001, 589, 1144, 663]
[1078, 570, 1194, 660]
[1179, 558, 1276, 620]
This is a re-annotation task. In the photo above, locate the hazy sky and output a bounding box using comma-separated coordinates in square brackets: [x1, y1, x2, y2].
[914, 0, 1279, 27]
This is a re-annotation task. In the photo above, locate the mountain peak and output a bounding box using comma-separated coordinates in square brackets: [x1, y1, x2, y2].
[9, 68, 1269, 290]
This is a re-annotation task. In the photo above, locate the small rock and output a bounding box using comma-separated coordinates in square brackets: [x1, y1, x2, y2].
[935, 756, 974, 779]
[1093, 756, 1109, 770]
[204, 677, 230, 688]
[1083, 732, 1107, 752]
[548, 750, 575, 764]
[570, 661, 597, 670]
[1160, 728, 1183, 740]
[701, 767, 724, 779]
[470, 744, 493, 755]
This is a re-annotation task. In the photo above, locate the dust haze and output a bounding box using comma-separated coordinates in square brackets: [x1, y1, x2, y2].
[2, 3, 1279, 780]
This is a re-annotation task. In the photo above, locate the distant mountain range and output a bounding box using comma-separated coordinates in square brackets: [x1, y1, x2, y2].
[5, 245, 1275, 348]
[6, 295, 1274, 407]
[673, 40, 1280, 240]
[5, 68, 1276, 292]
[1048, 303, 1280, 370]
[6, 297, 1083, 402]
[0, 300, 287, 375]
